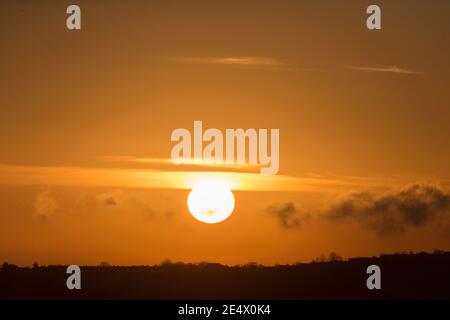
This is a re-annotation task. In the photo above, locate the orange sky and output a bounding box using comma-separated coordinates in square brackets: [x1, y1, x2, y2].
[1, 0, 450, 266]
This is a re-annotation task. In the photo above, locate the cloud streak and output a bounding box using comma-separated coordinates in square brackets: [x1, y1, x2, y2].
[0, 164, 378, 192]
[343, 65, 421, 75]
[1, 163, 448, 195]
[174, 56, 288, 67]
[96, 156, 262, 172]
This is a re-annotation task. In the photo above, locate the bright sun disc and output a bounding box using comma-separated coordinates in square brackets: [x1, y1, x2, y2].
[187, 181, 235, 224]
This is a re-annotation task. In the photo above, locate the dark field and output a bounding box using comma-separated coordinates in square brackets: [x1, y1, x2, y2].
[1, 252, 449, 299]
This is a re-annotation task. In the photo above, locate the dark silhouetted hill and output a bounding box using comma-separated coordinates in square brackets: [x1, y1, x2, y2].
[1, 251, 450, 299]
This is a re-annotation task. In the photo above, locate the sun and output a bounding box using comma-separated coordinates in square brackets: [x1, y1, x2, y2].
[187, 180, 235, 224]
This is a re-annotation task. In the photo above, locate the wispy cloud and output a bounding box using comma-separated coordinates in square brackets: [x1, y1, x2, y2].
[96, 156, 262, 172]
[96, 156, 173, 165]
[266, 202, 306, 229]
[324, 183, 450, 235]
[0, 164, 378, 193]
[173, 56, 288, 67]
[343, 65, 421, 75]
[33, 189, 57, 221]
[1, 163, 448, 193]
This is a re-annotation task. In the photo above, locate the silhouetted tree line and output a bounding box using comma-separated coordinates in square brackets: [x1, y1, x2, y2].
[1, 250, 449, 269]
[2, 251, 450, 299]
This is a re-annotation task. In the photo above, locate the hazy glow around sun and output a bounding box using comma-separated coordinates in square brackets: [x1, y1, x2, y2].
[187, 179, 235, 224]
